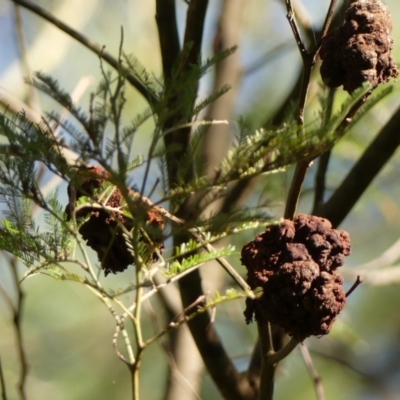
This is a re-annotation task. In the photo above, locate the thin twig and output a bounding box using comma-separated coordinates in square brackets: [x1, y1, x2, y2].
[11, 0, 156, 104]
[9, 258, 28, 400]
[131, 232, 147, 400]
[346, 276, 363, 297]
[299, 344, 325, 400]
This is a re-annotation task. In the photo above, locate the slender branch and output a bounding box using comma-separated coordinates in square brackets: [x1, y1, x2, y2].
[11, 0, 156, 103]
[285, 1, 309, 64]
[319, 0, 338, 42]
[299, 344, 325, 400]
[0, 356, 8, 400]
[131, 233, 146, 400]
[284, 159, 312, 219]
[112, 324, 130, 365]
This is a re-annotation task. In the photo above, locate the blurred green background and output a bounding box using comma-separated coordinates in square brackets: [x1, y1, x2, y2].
[1, 0, 400, 399]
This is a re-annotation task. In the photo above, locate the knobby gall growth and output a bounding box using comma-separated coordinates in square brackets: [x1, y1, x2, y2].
[65, 166, 165, 275]
[320, 0, 398, 93]
[241, 214, 351, 341]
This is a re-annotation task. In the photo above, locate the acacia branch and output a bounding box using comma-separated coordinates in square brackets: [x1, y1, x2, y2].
[11, 0, 156, 104]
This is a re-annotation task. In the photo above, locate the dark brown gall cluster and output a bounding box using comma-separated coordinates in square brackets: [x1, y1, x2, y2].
[241, 214, 350, 341]
[65, 166, 165, 276]
[320, 0, 398, 93]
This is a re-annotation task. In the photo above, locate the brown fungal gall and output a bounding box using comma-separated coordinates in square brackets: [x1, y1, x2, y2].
[319, 0, 398, 93]
[65, 166, 165, 276]
[241, 214, 350, 341]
